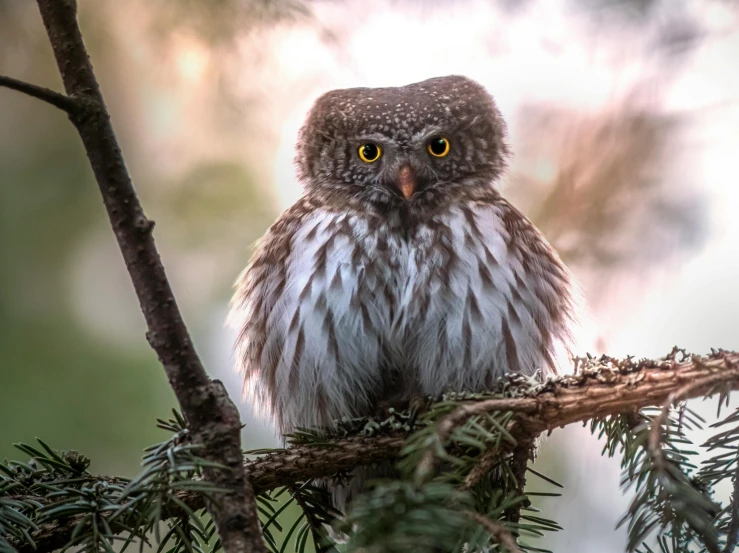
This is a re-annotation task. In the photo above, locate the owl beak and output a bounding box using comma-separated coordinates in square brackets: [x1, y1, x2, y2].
[397, 165, 416, 200]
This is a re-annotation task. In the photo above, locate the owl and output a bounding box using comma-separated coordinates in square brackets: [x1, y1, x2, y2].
[229, 75, 579, 509]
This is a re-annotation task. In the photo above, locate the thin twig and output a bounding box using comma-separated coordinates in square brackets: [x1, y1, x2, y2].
[724, 461, 739, 553]
[0, 75, 79, 113]
[464, 511, 523, 553]
[460, 434, 533, 494]
[461, 447, 505, 491]
[31, 1, 266, 551]
[415, 399, 538, 482]
[641, 369, 729, 553]
[504, 443, 532, 526]
[288, 485, 337, 553]
[723, 356, 739, 553]
[648, 368, 737, 471]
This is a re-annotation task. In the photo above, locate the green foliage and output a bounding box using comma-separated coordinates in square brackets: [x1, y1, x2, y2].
[392, 390, 561, 552]
[5, 386, 739, 553]
[700, 406, 739, 552]
[589, 399, 739, 553]
[623, 408, 718, 553]
[258, 484, 339, 553]
[0, 413, 225, 553]
[0, 413, 339, 553]
[339, 481, 481, 553]
[398, 395, 517, 482]
[0, 439, 96, 553]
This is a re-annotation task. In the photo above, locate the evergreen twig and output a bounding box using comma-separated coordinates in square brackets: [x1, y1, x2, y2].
[723, 463, 739, 553]
[464, 511, 524, 553]
[287, 485, 339, 553]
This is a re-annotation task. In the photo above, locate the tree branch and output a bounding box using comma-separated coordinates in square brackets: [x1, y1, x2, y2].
[29, 1, 266, 552]
[10, 350, 739, 553]
[414, 350, 739, 482]
[0, 75, 79, 113]
[452, 349, 739, 442]
[464, 511, 523, 553]
[648, 375, 729, 474]
[504, 442, 532, 527]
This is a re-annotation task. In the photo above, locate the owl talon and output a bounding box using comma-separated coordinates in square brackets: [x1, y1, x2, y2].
[406, 396, 431, 432]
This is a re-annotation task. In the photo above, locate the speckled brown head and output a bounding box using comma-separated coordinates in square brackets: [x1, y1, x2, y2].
[296, 75, 510, 210]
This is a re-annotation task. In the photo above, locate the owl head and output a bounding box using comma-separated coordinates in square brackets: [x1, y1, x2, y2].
[296, 75, 509, 209]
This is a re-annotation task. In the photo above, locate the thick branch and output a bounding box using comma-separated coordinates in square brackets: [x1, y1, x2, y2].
[0, 75, 79, 113]
[31, 1, 265, 552]
[12, 351, 739, 553]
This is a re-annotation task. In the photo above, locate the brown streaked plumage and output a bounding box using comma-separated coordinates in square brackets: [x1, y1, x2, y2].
[229, 75, 580, 512]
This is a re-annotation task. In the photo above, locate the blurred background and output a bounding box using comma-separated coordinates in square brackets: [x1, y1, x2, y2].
[1, 0, 738, 551]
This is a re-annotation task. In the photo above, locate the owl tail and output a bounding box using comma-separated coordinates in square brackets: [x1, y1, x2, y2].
[328, 462, 397, 513]
[320, 462, 398, 543]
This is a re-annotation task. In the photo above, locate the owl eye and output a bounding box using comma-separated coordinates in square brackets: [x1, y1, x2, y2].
[427, 137, 450, 157]
[358, 143, 382, 163]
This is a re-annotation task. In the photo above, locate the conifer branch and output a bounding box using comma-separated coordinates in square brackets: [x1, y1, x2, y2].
[648, 375, 730, 476]
[461, 447, 505, 491]
[415, 349, 739, 483]
[6, 350, 739, 553]
[724, 464, 739, 553]
[720, 350, 739, 553]
[503, 442, 532, 527]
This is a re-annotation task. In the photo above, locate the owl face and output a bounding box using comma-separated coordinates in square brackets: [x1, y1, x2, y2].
[296, 75, 509, 210]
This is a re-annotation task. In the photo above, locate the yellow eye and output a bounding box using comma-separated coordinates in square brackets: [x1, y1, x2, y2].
[428, 137, 450, 157]
[358, 143, 382, 163]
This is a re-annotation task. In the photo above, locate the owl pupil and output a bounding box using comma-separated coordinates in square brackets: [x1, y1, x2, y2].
[430, 138, 447, 155]
[361, 144, 379, 160]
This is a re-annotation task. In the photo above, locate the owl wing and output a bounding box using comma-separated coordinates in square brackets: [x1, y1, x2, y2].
[405, 200, 579, 397]
[229, 206, 299, 429]
[229, 201, 388, 434]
